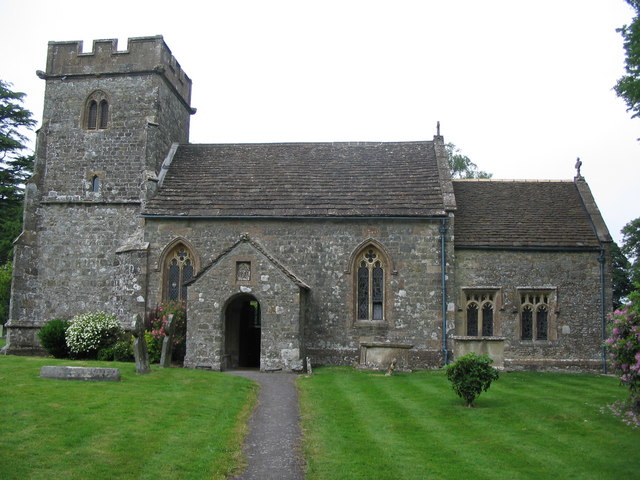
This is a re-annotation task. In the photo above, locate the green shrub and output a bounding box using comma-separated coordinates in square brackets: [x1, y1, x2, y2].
[145, 331, 161, 364]
[446, 352, 499, 407]
[97, 337, 134, 362]
[65, 312, 123, 359]
[37, 318, 70, 358]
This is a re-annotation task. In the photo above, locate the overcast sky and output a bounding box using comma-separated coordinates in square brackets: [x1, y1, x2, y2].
[2, 0, 638, 243]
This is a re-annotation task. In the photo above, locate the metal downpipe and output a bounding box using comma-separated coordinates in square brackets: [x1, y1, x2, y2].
[599, 248, 607, 374]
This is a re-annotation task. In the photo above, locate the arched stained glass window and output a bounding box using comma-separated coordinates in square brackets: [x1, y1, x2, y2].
[464, 291, 496, 337]
[467, 303, 479, 336]
[482, 303, 494, 336]
[87, 101, 98, 130]
[521, 305, 533, 340]
[355, 247, 385, 321]
[99, 100, 109, 129]
[536, 305, 548, 340]
[164, 245, 196, 302]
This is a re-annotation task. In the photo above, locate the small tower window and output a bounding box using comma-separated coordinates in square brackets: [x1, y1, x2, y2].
[91, 175, 100, 193]
[87, 101, 98, 130]
[99, 100, 109, 129]
[84, 91, 109, 130]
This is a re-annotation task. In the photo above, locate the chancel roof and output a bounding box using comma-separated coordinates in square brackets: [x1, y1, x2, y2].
[142, 141, 449, 217]
[452, 180, 604, 249]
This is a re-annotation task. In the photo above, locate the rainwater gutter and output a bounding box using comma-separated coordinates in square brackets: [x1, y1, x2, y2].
[440, 218, 449, 365]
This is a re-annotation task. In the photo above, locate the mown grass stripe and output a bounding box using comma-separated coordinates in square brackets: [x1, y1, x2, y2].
[299, 367, 640, 480]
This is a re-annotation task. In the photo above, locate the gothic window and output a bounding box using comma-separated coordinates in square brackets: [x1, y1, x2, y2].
[356, 247, 385, 321]
[84, 91, 109, 130]
[520, 293, 550, 340]
[164, 245, 195, 302]
[465, 292, 495, 336]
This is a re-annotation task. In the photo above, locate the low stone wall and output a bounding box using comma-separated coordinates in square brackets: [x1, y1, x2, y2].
[40, 366, 121, 381]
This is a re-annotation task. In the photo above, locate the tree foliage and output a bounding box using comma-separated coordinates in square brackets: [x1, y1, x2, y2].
[615, 0, 640, 120]
[445, 143, 492, 179]
[622, 217, 640, 287]
[613, 242, 634, 308]
[0, 80, 35, 264]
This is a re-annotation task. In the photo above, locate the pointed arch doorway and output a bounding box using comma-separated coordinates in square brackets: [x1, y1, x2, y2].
[224, 294, 261, 369]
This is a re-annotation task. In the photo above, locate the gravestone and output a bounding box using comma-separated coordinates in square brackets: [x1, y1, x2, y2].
[132, 314, 151, 374]
[40, 366, 121, 381]
[159, 314, 174, 368]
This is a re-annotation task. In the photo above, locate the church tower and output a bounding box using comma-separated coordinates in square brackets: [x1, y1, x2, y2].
[6, 36, 193, 353]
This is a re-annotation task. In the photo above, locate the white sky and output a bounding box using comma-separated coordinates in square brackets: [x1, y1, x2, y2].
[1, 0, 638, 243]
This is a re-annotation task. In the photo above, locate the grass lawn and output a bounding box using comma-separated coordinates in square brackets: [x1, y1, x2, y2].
[298, 367, 640, 480]
[0, 356, 257, 480]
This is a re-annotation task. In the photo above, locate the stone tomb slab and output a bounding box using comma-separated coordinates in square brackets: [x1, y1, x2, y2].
[40, 365, 121, 382]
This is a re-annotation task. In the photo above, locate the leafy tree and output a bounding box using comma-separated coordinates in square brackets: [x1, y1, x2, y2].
[615, 0, 640, 120]
[445, 352, 499, 407]
[612, 242, 634, 308]
[0, 80, 35, 263]
[445, 143, 492, 179]
[621, 217, 640, 286]
[0, 80, 36, 325]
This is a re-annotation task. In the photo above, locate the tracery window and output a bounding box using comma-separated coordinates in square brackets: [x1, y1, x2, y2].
[520, 293, 549, 340]
[84, 91, 109, 130]
[356, 247, 385, 321]
[465, 292, 495, 336]
[164, 245, 195, 302]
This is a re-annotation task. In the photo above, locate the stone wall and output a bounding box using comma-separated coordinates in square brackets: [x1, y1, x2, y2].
[144, 217, 454, 370]
[453, 248, 610, 372]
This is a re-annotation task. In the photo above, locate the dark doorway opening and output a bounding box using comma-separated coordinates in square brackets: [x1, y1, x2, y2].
[224, 294, 261, 368]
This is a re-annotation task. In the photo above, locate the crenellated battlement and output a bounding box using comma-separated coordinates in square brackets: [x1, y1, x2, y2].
[42, 35, 192, 107]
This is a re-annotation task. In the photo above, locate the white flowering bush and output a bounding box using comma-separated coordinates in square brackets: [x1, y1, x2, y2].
[65, 311, 123, 358]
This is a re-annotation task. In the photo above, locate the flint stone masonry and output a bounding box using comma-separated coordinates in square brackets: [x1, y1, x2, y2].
[40, 366, 121, 381]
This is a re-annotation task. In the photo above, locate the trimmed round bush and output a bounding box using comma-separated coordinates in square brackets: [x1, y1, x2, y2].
[446, 352, 499, 407]
[65, 312, 123, 359]
[37, 318, 70, 358]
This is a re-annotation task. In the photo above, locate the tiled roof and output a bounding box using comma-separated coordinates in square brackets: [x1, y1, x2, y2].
[452, 180, 601, 249]
[143, 142, 448, 217]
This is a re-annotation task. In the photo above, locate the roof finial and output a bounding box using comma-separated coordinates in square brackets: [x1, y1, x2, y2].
[574, 157, 583, 180]
[436, 121, 441, 137]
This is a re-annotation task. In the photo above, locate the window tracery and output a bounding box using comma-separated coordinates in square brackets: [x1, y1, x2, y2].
[465, 292, 495, 336]
[520, 293, 550, 340]
[164, 245, 195, 302]
[356, 247, 385, 321]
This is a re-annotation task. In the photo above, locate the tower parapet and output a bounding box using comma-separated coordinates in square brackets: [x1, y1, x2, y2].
[39, 35, 192, 110]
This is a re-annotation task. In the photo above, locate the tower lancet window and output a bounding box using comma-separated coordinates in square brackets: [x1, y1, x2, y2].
[84, 91, 109, 130]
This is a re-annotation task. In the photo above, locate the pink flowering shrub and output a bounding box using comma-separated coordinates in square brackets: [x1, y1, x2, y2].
[146, 300, 187, 364]
[605, 300, 640, 427]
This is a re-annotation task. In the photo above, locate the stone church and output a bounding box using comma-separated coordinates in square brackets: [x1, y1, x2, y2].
[4, 36, 613, 373]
